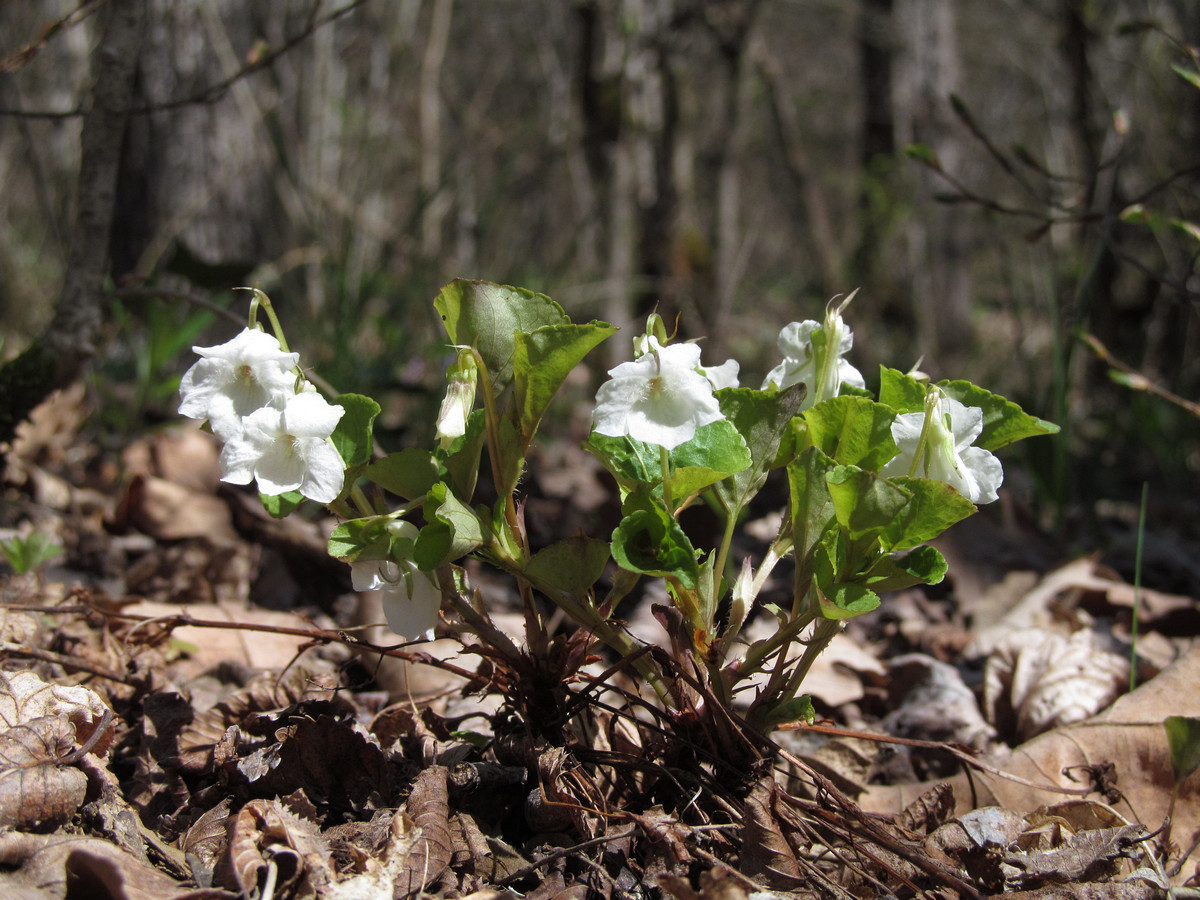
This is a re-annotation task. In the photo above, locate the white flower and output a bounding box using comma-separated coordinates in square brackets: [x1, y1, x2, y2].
[881, 391, 1003, 504]
[219, 391, 346, 503]
[351, 521, 440, 640]
[179, 328, 299, 440]
[592, 336, 725, 449]
[761, 303, 864, 409]
[434, 351, 478, 449]
[700, 359, 740, 391]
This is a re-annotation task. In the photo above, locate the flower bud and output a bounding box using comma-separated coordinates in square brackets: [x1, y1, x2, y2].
[435, 349, 478, 449]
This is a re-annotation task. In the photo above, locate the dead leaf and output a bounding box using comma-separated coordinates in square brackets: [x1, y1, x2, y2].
[395, 765, 453, 898]
[218, 799, 333, 899]
[0, 716, 88, 830]
[739, 776, 804, 890]
[985, 628, 1130, 741]
[0, 830, 237, 899]
[865, 648, 1200, 884]
[0, 670, 115, 756]
[882, 653, 995, 750]
[1001, 823, 1146, 888]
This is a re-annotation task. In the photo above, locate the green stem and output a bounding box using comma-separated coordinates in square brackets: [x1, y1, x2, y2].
[241, 287, 291, 353]
[712, 509, 737, 613]
[780, 617, 840, 701]
[660, 445, 673, 512]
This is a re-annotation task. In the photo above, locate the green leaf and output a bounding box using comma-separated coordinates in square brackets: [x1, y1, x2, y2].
[812, 533, 881, 619]
[524, 536, 612, 598]
[787, 447, 839, 570]
[259, 490, 304, 518]
[1164, 716, 1200, 783]
[710, 384, 807, 514]
[439, 409, 487, 502]
[584, 432, 657, 493]
[878, 366, 928, 414]
[880, 477, 977, 551]
[825, 465, 912, 544]
[935, 379, 1059, 450]
[803, 396, 899, 470]
[666, 418, 751, 500]
[0, 532, 62, 574]
[514, 321, 616, 447]
[904, 143, 942, 170]
[328, 516, 391, 560]
[863, 545, 948, 593]
[433, 279, 569, 393]
[364, 448, 440, 501]
[585, 419, 752, 504]
[761, 695, 816, 729]
[611, 490, 699, 589]
[414, 483, 489, 569]
[331, 393, 381, 467]
[1171, 63, 1200, 92]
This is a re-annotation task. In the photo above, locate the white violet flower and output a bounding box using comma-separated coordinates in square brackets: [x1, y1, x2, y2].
[761, 300, 864, 409]
[179, 328, 300, 440]
[881, 391, 1003, 504]
[219, 390, 346, 503]
[351, 521, 441, 641]
[592, 336, 725, 449]
[700, 358, 740, 391]
[434, 350, 478, 449]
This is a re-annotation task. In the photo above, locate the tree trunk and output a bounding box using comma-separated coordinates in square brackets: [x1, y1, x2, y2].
[893, 0, 972, 363]
[0, 0, 145, 446]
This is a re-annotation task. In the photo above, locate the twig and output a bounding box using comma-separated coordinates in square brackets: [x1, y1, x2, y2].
[0, 0, 373, 120]
[0, 642, 134, 685]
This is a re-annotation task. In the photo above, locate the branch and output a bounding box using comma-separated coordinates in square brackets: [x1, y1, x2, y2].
[0, 0, 372, 120]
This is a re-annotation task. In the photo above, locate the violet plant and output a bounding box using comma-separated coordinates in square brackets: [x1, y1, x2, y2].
[179, 281, 1057, 737]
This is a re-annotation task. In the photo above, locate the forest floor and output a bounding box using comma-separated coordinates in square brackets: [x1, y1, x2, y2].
[1, 383, 1198, 900]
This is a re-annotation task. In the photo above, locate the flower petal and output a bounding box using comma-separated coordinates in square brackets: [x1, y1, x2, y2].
[298, 440, 346, 503]
[379, 570, 441, 640]
[282, 391, 344, 438]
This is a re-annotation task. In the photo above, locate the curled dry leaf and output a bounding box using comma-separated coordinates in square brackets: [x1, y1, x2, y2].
[985, 628, 1130, 742]
[219, 798, 333, 899]
[864, 648, 1200, 886]
[395, 765, 453, 899]
[882, 653, 996, 750]
[0, 830, 238, 900]
[0, 716, 88, 830]
[0, 670, 115, 756]
[739, 776, 804, 890]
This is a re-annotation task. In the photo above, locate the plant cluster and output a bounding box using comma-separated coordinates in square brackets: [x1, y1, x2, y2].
[179, 281, 1057, 740]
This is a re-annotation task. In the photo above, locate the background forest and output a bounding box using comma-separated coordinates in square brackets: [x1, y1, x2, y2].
[2, 0, 1199, 566]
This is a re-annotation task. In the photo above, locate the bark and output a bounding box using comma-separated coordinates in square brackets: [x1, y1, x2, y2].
[0, 0, 145, 445]
[894, 0, 972, 360]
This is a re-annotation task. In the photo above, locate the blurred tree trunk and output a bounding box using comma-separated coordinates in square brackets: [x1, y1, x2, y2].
[109, 0, 278, 286]
[894, 0, 972, 363]
[419, 0, 453, 261]
[703, 0, 761, 359]
[1, 0, 145, 445]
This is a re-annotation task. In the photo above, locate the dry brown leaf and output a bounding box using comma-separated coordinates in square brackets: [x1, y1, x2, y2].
[985, 628, 1130, 741]
[0, 830, 237, 900]
[0, 717, 88, 830]
[122, 600, 326, 675]
[738, 776, 804, 889]
[0, 670, 115, 756]
[179, 797, 233, 883]
[864, 648, 1200, 884]
[111, 474, 235, 543]
[219, 799, 333, 899]
[1001, 823, 1146, 888]
[395, 765, 453, 898]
